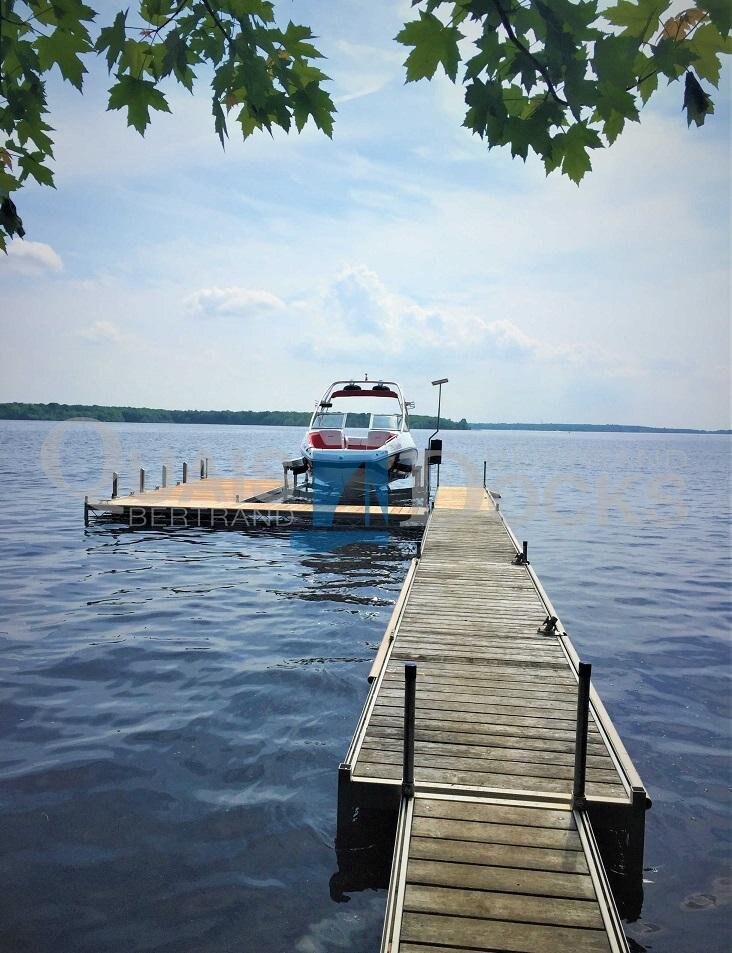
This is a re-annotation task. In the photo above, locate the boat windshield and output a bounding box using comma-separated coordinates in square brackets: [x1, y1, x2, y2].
[311, 394, 405, 433]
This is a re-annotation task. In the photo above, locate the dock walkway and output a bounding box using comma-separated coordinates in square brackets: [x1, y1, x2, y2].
[339, 486, 647, 952]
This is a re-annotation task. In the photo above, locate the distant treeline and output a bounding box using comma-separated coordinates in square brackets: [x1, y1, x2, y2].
[0, 402, 470, 430]
[470, 422, 730, 435]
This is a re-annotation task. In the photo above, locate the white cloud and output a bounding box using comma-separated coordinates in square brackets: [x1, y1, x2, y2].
[2, 239, 63, 274]
[298, 264, 630, 374]
[78, 320, 128, 344]
[184, 286, 285, 319]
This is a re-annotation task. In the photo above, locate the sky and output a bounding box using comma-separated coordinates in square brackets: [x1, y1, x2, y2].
[1, 0, 730, 429]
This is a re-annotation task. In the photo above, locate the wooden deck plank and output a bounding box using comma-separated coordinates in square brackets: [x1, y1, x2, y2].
[399, 912, 611, 953]
[403, 883, 604, 929]
[411, 815, 583, 850]
[408, 835, 590, 873]
[406, 858, 597, 900]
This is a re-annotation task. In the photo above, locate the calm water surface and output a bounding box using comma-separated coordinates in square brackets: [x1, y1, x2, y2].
[0, 421, 729, 952]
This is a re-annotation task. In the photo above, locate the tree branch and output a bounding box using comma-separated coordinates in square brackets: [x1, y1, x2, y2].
[201, 0, 229, 45]
[491, 0, 568, 108]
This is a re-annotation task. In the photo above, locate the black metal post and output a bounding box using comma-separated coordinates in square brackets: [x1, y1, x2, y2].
[84, 495, 89, 526]
[112, 472, 118, 498]
[182, 462, 188, 484]
[523, 540, 528, 563]
[416, 536, 422, 559]
[139, 468, 145, 493]
[162, 465, 167, 488]
[205, 457, 209, 479]
[200, 458, 205, 480]
[573, 661, 592, 810]
[483, 460, 487, 488]
[402, 662, 417, 800]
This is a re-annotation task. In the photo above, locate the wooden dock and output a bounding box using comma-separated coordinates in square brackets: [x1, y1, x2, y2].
[338, 486, 648, 952]
[86, 475, 426, 529]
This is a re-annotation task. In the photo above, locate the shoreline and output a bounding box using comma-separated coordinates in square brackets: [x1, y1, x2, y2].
[0, 402, 728, 435]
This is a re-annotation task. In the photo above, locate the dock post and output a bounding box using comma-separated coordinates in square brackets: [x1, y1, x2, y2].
[336, 762, 354, 844]
[572, 661, 592, 810]
[402, 662, 417, 800]
[200, 458, 205, 480]
[84, 495, 89, 526]
[162, 465, 167, 488]
[112, 472, 118, 499]
[483, 460, 487, 488]
[139, 468, 145, 493]
[182, 462, 188, 484]
[205, 457, 209, 479]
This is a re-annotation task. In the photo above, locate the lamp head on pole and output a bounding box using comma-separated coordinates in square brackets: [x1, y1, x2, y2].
[432, 378, 448, 386]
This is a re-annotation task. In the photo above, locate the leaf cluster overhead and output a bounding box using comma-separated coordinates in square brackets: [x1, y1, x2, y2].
[0, 0, 730, 248]
[397, 1, 731, 183]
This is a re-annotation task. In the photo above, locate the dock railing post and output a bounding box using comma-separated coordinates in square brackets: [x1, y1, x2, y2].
[483, 460, 487, 488]
[205, 457, 209, 479]
[139, 468, 145, 494]
[402, 662, 417, 800]
[112, 472, 118, 499]
[162, 465, 167, 488]
[182, 462, 188, 484]
[200, 458, 205, 480]
[572, 661, 592, 810]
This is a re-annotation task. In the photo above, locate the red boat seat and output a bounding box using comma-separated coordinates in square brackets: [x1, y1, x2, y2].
[309, 430, 345, 449]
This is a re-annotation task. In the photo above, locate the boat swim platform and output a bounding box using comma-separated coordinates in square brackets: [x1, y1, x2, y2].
[336, 485, 649, 951]
[85, 477, 427, 529]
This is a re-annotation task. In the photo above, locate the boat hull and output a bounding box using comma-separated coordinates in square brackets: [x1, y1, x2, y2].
[302, 444, 418, 492]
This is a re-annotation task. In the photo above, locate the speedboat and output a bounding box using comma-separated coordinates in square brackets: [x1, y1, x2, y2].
[299, 380, 418, 494]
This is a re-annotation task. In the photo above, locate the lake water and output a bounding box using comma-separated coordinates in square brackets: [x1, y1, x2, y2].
[0, 420, 729, 952]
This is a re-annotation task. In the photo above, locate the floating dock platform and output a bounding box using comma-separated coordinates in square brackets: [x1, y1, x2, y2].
[86, 474, 426, 529]
[337, 486, 649, 952]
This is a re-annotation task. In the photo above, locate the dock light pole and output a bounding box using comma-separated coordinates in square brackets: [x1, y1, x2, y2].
[573, 662, 592, 810]
[402, 662, 417, 800]
[426, 378, 448, 501]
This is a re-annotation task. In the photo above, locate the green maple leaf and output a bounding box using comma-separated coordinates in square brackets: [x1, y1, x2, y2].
[688, 23, 732, 88]
[560, 122, 602, 183]
[604, 0, 669, 39]
[638, 70, 658, 104]
[94, 10, 127, 72]
[292, 82, 335, 136]
[281, 21, 323, 60]
[396, 12, 463, 82]
[36, 28, 91, 90]
[18, 150, 55, 187]
[107, 75, 171, 135]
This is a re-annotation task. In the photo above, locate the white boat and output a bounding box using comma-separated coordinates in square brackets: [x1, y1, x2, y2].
[299, 380, 418, 493]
